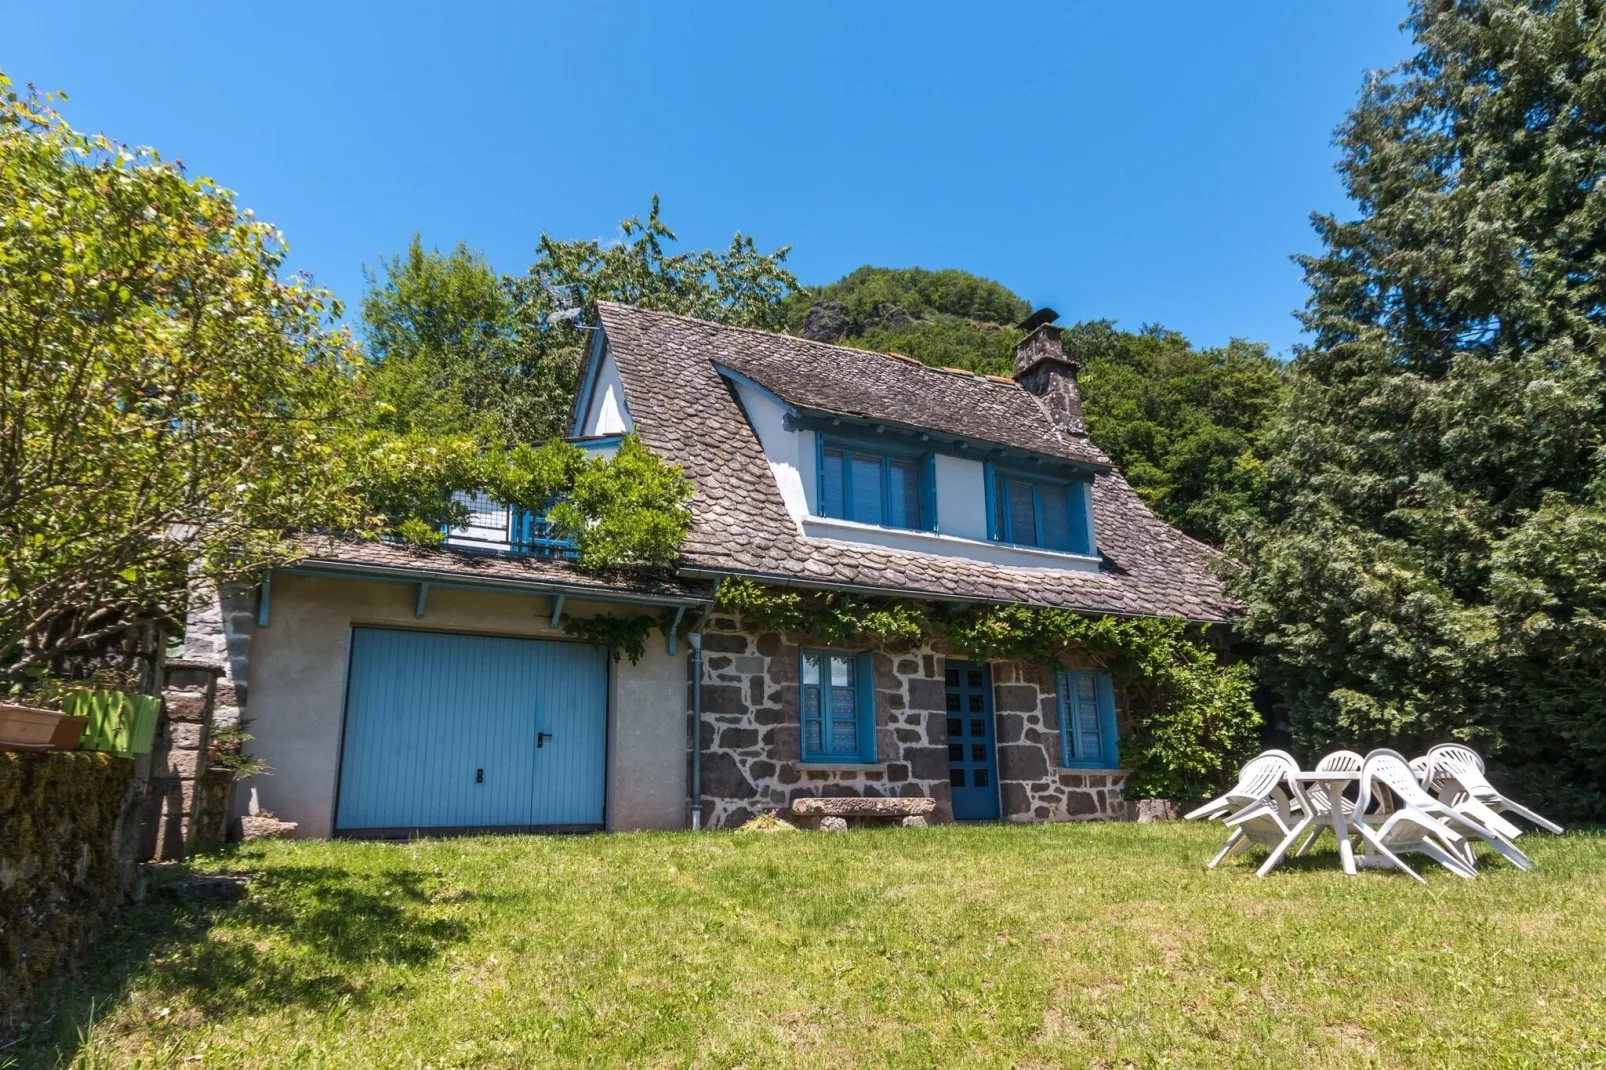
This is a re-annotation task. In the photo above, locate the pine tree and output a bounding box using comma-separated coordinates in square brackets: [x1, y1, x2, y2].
[1232, 0, 1606, 817]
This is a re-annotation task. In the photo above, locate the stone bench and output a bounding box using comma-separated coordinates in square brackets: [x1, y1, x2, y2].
[789, 796, 936, 830]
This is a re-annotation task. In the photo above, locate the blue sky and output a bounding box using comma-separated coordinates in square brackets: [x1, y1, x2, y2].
[9, 2, 1412, 355]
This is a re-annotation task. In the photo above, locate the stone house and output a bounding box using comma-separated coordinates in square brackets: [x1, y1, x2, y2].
[221, 302, 1231, 836]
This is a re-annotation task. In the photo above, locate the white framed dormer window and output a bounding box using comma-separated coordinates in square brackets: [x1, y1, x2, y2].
[816, 433, 936, 533]
[985, 463, 1095, 555]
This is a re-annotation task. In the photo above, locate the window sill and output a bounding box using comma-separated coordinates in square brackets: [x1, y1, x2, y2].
[799, 761, 882, 771]
[1058, 767, 1127, 776]
[801, 515, 1101, 571]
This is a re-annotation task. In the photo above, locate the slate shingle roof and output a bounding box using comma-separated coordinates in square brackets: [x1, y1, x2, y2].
[713, 333, 1112, 470]
[595, 302, 1235, 623]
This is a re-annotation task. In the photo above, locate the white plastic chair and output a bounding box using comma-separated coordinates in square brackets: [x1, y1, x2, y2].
[1200, 753, 1308, 876]
[1379, 748, 1535, 870]
[1185, 750, 1299, 822]
[1294, 750, 1363, 857]
[1350, 751, 1480, 882]
[1428, 743, 1564, 836]
[1410, 749, 1523, 841]
[1362, 749, 1538, 877]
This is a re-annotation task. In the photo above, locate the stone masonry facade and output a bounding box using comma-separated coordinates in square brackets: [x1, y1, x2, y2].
[695, 611, 1131, 829]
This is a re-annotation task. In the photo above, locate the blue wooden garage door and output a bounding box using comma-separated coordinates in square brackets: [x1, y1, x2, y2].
[336, 628, 608, 833]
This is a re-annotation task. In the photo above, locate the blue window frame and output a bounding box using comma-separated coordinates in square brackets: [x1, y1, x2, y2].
[816, 435, 937, 531]
[986, 463, 1093, 554]
[1059, 670, 1118, 768]
[800, 649, 877, 763]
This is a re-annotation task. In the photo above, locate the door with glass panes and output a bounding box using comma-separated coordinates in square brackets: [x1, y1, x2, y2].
[945, 661, 999, 820]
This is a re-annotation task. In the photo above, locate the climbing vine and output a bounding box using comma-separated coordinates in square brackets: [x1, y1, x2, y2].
[715, 578, 1260, 802]
[560, 613, 658, 664]
[560, 606, 696, 664]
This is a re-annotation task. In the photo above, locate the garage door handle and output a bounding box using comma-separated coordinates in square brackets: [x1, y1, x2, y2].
[537, 732, 553, 748]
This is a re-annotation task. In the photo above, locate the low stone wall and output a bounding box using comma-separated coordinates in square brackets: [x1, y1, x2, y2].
[0, 752, 140, 1023]
[696, 612, 1130, 828]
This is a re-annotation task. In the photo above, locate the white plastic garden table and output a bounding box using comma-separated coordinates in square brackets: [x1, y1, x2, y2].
[1289, 770, 1361, 875]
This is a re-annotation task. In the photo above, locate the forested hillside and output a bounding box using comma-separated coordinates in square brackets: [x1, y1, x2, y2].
[785, 266, 1286, 545]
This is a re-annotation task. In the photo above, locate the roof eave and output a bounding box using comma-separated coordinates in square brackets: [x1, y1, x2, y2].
[679, 565, 1231, 626]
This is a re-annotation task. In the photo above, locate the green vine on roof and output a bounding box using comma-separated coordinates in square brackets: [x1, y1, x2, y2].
[715, 577, 1259, 802]
[386, 433, 694, 575]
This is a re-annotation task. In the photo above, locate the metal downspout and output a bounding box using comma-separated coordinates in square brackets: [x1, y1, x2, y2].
[689, 632, 703, 831]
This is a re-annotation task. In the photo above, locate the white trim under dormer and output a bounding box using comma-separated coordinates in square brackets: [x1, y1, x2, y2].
[801, 515, 1102, 573]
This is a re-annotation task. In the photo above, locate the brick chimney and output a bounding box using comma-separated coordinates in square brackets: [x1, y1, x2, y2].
[1013, 308, 1086, 436]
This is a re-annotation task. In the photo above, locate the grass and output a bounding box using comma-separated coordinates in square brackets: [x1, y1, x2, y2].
[6, 823, 1606, 1069]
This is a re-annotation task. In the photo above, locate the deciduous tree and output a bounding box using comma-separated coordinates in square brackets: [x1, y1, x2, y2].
[0, 77, 368, 672]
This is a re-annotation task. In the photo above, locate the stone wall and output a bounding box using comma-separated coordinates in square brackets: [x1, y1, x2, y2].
[695, 612, 1130, 828]
[988, 660, 1131, 822]
[0, 752, 142, 1024]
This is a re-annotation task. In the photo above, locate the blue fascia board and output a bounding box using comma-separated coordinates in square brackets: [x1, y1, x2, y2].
[282, 560, 710, 610]
[786, 409, 1109, 478]
[568, 433, 626, 454]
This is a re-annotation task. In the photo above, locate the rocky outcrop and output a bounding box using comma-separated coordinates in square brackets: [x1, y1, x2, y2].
[798, 300, 849, 343]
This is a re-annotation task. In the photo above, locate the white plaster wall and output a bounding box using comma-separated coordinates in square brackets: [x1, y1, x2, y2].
[579, 351, 633, 436]
[934, 454, 988, 541]
[729, 381, 809, 530]
[241, 573, 688, 837]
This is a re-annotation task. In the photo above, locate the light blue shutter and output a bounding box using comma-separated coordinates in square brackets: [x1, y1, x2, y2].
[801, 651, 823, 759]
[983, 461, 999, 540]
[821, 450, 846, 518]
[1040, 484, 1070, 551]
[1007, 479, 1038, 546]
[849, 454, 882, 524]
[855, 651, 877, 762]
[918, 453, 938, 531]
[887, 458, 921, 529]
[1060, 671, 1117, 767]
[1095, 672, 1117, 767]
[1068, 480, 1092, 554]
[1057, 672, 1072, 765]
[828, 653, 859, 755]
[1073, 673, 1102, 760]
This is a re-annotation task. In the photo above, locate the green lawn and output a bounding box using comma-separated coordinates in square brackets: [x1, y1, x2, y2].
[8, 823, 1606, 1068]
